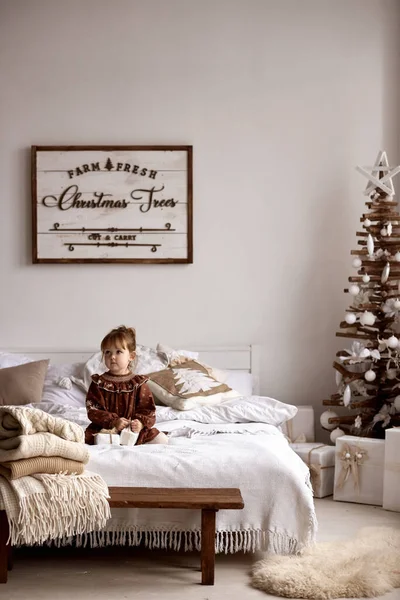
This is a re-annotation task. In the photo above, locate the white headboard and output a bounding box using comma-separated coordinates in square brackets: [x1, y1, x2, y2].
[1, 345, 261, 394]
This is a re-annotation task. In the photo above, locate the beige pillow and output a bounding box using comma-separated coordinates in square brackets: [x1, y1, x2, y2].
[146, 360, 240, 411]
[0, 360, 49, 406]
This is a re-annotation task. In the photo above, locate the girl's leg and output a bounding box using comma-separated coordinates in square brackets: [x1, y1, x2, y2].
[148, 432, 169, 444]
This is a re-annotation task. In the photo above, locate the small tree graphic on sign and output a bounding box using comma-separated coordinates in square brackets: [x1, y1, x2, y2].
[104, 158, 114, 171]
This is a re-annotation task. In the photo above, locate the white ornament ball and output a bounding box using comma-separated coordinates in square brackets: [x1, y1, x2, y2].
[359, 348, 371, 358]
[394, 299, 400, 310]
[345, 313, 357, 325]
[364, 369, 376, 382]
[364, 219, 371, 227]
[381, 228, 388, 236]
[362, 274, 370, 283]
[395, 252, 400, 262]
[330, 427, 345, 444]
[349, 284, 360, 296]
[352, 258, 362, 268]
[360, 311, 376, 326]
[394, 396, 400, 412]
[320, 410, 339, 431]
[387, 335, 399, 349]
[387, 369, 397, 380]
[335, 370, 342, 386]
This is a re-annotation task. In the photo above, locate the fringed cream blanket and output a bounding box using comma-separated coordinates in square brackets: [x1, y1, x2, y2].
[0, 405, 84, 443]
[0, 471, 111, 545]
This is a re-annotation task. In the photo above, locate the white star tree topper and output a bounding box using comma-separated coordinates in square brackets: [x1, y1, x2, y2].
[356, 150, 400, 196]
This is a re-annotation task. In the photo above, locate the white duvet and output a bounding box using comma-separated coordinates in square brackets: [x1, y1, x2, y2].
[30, 397, 317, 555]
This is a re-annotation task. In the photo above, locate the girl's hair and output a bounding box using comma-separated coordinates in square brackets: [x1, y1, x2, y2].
[100, 325, 136, 354]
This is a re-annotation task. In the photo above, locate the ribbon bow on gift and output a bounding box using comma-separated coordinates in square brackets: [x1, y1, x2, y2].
[336, 442, 368, 493]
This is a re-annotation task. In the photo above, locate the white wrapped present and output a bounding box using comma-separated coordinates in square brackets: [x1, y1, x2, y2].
[334, 435, 385, 506]
[120, 429, 139, 446]
[94, 432, 121, 445]
[281, 405, 315, 442]
[383, 427, 400, 512]
[290, 443, 335, 498]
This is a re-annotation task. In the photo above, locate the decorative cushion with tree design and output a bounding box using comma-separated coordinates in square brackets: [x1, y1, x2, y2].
[146, 360, 241, 410]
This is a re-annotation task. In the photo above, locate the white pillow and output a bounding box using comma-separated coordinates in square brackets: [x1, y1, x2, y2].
[71, 345, 168, 392]
[42, 362, 87, 407]
[0, 352, 34, 368]
[224, 370, 253, 397]
[156, 343, 199, 364]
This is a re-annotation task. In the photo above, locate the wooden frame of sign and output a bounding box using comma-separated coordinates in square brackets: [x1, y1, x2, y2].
[31, 145, 193, 264]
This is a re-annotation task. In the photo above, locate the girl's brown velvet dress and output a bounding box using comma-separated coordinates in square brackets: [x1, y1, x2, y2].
[85, 371, 160, 445]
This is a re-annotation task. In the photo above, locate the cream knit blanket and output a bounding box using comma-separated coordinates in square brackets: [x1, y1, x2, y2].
[0, 470, 111, 545]
[0, 432, 89, 463]
[0, 405, 84, 443]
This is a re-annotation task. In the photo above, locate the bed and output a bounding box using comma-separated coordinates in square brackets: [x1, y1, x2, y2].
[0, 344, 317, 555]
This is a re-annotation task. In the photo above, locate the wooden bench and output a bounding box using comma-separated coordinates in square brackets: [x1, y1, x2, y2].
[0, 486, 244, 586]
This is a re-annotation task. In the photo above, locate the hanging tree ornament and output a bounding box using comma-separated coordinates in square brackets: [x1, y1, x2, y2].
[320, 410, 338, 431]
[330, 427, 345, 443]
[352, 257, 362, 268]
[335, 370, 342, 386]
[356, 150, 400, 196]
[380, 227, 388, 236]
[387, 222, 393, 236]
[364, 218, 372, 227]
[387, 335, 399, 349]
[394, 298, 400, 310]
[367, 234, 374, 257]
[360, 311, 376, 326]
[343, 385, 351, 407]
[395, 252, 400, 262]
[381, 262, 390, 284]
[345, 313, 357, 325]
[362, 273, 370, 283]
[349, 284, 360, 296]
[365, 369, 376, 382]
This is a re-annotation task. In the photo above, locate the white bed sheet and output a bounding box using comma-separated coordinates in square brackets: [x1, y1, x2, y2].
[28, 399, 317, 555]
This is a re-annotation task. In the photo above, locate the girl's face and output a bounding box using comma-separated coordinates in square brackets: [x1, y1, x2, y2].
[103, 343, 135, 376]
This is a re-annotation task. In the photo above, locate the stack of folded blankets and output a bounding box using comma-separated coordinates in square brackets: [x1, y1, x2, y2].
[0, 405, 110, 546]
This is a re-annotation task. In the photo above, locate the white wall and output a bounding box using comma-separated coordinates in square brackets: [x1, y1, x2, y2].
[0, 0, 399, 438]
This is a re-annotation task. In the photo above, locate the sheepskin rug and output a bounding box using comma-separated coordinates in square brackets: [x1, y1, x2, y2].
[251, 527, 400, 599]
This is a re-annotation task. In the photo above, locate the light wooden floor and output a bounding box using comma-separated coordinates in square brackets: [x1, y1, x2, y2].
[3, 497, 400, 600]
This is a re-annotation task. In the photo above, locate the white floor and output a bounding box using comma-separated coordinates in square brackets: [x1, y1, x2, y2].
[2, 497, 400, 600]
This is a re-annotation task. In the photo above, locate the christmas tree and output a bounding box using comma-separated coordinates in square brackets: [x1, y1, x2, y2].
[321, 151, 400, 441]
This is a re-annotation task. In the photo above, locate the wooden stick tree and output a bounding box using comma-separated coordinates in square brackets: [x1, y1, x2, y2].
[321, 151, 400, 440]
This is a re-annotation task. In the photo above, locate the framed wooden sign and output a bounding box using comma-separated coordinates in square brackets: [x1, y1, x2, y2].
[31, 145, 193, 263]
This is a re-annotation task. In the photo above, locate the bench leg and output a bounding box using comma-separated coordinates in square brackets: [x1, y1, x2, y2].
[0, 510, 10, 584]
[201, 509, 217, 585]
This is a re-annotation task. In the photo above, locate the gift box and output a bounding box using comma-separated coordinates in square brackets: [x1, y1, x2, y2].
[290, 442, 335, 498]
[333, 435, 385, 506]
[94, 432, 121, 445]
[120, 429, 139, 446]
[383, 427, 400, 512]
[281, 405, 315, 442]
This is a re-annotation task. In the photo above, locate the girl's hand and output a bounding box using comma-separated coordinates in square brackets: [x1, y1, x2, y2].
[131, 419, 144, 433]
[115, 418, 130, 432]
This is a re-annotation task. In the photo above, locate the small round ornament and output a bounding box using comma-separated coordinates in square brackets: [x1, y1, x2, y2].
[364, 369, 376, 382]
[360, 311, 375, 326]
[387, 369, 398, 380]
[364, 218, 372, 227]
[352, 257, 362, 268]
[394, 396, 400, 412]
[387, 335, 399, 349]
[362, 274, 370, 283]
[394, 298, 400, 309]
[359, 348, 371, 358]
[381, 228, 388, 236]
[349, 284, 360, 296]
[395, 252, 400, 262]
[320, 410, 338, 431]
[330, 427, 345, 444]
[345, 313, 357, 325]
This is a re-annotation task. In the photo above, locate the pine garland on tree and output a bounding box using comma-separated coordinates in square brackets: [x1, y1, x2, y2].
[321, 151, 400, 440]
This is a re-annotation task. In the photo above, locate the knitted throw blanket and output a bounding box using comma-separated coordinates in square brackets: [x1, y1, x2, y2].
[0, 457, 85, 480]
[0, 405, 84, 443]
[0, 470, 111, 545]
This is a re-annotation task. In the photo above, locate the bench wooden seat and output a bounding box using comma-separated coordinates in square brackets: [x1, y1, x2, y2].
[0, 486, 244, 586]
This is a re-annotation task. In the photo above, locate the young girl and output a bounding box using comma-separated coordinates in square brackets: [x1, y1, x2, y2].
[84, 326, 168, 446]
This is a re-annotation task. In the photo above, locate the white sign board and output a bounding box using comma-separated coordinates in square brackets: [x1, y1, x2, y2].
[32, 146, 193, 263]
